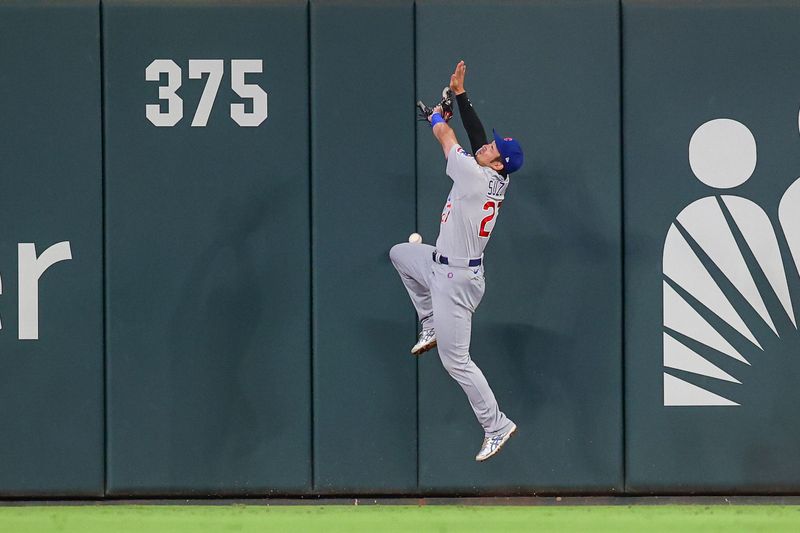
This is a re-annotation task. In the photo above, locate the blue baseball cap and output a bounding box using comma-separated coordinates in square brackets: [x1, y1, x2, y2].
[492, 129, 524, 174]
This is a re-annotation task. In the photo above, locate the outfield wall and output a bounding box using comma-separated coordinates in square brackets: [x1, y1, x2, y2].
[0, 0, 797, 496]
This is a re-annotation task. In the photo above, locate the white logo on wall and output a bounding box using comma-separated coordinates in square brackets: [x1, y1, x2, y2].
[663, 117, 800, 406]
[0, 242, 72, 340]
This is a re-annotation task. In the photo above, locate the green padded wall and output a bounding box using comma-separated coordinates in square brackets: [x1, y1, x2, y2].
[12, 0, 800, 498]
[310, 0, 418, 493]
[0, 0, 104, 496]
[104, 0, 311, 495]
[624, 0, 800, 493]
[415, 0, 622, 493]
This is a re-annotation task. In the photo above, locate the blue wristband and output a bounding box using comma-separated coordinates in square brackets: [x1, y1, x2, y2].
[430, 113, 445, 127]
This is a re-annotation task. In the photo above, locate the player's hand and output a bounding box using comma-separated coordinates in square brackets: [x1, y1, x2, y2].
[428, 104, 442, 123]
[429, 104, 452, 123]
[450, 60, 466, 95]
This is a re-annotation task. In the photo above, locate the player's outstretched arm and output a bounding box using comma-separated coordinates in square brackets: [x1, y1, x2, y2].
[429, 105, 458, 158]
[450, 60, 488, 154]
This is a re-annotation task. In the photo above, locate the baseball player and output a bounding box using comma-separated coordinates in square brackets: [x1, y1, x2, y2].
[389, 61, 524, 461]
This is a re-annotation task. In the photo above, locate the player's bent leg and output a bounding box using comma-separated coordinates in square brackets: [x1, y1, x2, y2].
[390, 243, 437, 340]
[389, 242, 436, 283]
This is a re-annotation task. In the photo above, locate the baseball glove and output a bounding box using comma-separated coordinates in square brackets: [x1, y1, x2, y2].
[417, 86, 454, 122]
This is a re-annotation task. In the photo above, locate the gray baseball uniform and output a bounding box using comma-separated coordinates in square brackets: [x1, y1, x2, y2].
[390, 144, 514, 437]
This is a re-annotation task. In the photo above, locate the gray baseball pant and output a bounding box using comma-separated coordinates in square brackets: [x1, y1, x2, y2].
[389, 242, 514, 437]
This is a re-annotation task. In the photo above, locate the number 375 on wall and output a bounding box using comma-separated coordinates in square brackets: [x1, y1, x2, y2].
[145, 59, 268, 127]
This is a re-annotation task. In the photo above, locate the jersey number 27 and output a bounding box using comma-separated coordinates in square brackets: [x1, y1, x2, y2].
[479, 200, 503, 237]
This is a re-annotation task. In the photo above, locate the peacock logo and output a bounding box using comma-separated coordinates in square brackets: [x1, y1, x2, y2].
[662, 117, 800, 406]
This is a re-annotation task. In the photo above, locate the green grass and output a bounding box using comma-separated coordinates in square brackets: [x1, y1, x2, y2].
[1, 504, 800, 532]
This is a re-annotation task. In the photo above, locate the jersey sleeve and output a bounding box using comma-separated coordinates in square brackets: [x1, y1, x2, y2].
[445, 145, 485, 190]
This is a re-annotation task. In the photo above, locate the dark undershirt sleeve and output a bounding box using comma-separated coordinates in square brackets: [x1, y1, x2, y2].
[456, 92, 488, 155]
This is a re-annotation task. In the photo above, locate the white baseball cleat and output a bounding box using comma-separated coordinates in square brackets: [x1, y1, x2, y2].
[475, 423, 517, 462]
[411, 328, 437, 355]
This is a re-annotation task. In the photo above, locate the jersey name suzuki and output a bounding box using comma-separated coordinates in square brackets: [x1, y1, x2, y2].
[436, 145, 510, 259]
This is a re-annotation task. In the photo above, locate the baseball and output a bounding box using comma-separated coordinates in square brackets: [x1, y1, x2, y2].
[408, 232, 422, 244]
